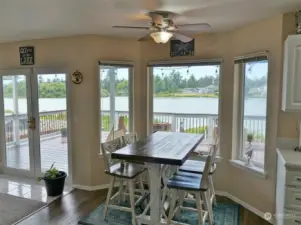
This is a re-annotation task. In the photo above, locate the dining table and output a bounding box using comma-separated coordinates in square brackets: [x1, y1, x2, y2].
[111, 131, 205, 225]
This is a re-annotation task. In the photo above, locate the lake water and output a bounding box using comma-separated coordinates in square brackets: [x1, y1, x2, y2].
[4, 97, 267, 116]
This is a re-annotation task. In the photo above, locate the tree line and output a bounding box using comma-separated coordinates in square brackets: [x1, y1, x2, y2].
[4, 80, 66, 98]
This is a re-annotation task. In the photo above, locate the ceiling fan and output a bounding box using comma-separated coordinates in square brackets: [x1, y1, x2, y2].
[112, 11, 211, 44]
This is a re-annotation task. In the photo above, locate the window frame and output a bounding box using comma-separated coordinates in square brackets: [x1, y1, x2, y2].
[98, 61, 134, 144]
[146, 59, 223, 155]
[233, 52, 269, 169]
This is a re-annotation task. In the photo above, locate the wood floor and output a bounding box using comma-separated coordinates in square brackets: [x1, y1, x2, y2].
[18, 189, 270, 225]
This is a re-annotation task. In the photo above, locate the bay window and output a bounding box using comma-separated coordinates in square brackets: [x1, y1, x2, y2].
[147, 60, 222, 155]
[99, 61, 133, 143]
[232, 53, 268, 168]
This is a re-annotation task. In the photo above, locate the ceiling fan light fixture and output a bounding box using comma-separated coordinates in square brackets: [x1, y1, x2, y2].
[150, 31, 173, 44]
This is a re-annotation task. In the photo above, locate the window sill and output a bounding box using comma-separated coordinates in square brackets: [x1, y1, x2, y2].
[229, 159, 267, 179]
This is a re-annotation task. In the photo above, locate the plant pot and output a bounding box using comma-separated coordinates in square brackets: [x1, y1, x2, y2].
[43, 171, 67, 196]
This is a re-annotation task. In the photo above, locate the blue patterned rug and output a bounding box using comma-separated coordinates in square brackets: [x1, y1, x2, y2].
[79, 201, 240, 225]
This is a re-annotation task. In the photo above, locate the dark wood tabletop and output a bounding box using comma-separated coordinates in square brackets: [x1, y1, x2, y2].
[111, 132, 205, 166]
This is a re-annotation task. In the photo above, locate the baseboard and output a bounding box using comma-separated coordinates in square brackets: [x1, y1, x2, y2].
[216, 191, 275, 224]
[72, 183, 120, 191]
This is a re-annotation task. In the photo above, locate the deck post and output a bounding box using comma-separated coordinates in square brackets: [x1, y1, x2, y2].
[12, 76, 20, 146]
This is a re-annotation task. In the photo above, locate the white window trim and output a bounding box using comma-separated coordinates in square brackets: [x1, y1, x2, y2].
[232, 52, 269, 174]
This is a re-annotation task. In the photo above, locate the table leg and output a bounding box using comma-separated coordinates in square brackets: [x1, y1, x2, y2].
[147, 163, 161, 225]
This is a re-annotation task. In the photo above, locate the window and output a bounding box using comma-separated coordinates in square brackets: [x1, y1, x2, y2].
[147, 60, 222, 154]
[99, 62, 133, 143]
[233, 54, 268, 167]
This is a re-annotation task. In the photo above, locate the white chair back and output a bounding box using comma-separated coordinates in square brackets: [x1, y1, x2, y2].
[106, 128, 125, 142]
[200, 144, 217, 189]
[123, 132, 138, 145]
[101, 137, 124, 172]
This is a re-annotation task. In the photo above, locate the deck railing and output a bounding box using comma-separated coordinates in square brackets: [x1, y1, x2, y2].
[100, 110, 266, 143]
[4, 110, 266, 144]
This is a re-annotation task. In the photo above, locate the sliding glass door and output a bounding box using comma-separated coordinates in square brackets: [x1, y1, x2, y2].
[0, 68, 71, 180]
[99, 62, 133, 142]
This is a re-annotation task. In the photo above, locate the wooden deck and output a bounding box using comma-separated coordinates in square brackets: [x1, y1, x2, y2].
[4, 132, 264, 174]
[6, 135, 69, 173]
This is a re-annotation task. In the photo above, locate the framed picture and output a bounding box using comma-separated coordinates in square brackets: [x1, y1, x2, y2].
[170, 39, 195, 57]
[19, 46, 35, 65]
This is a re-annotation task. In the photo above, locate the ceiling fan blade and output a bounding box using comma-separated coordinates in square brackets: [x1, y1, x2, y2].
[128, 12, 151, 21]
[177, 23, 211, 31]
[113, 26, 149, 30]
[173, 32, 193, 43]
[138, 33, 151, 41]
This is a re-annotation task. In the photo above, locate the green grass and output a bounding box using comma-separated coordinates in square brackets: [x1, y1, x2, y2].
[185, 126, 207, 134]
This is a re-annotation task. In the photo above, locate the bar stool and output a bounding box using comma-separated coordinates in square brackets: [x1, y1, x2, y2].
[178, 138, 219, 205]
[101, 137, 146, 225]
[166, 145, 217, 225]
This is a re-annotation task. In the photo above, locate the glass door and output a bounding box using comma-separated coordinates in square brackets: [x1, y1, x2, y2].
[33, 69, 71, 179]
[0, 69, 35, 176]
[0, 68, 71, 181]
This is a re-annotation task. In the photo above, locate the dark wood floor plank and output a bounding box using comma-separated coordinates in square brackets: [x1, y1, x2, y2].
[18, 189, 107, 225]
[18, 189, 270, 225]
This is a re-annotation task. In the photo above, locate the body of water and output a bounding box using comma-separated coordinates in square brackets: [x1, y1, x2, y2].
[4, 97, 267, 116]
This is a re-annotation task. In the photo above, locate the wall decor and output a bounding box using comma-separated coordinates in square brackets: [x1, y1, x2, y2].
[170, 39, 195, 57]
[297, 10, 301, 34]
[19, 46, 35, 65]
[71, 70, 83, 84]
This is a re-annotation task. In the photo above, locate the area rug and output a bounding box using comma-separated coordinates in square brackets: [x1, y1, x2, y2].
[78, 202, 240, 225]
[0, 193, 46, 225]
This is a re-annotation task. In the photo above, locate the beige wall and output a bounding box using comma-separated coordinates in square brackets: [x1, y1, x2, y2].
[0, 36, 141, 186]
[0, 12, 297, 214]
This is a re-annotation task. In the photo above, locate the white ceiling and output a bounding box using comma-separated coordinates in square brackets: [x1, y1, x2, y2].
[0, 0, 300, 43]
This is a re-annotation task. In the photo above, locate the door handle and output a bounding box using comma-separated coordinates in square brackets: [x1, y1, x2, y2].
[27, 117, 36, 129]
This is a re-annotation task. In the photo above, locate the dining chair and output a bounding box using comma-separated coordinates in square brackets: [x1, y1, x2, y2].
[178, 136, 219, 205]
[106, 127, 125, 142]
[101, 137, 147, 225]
[123, 132, 139, 145]
[166, 145, 217, 225]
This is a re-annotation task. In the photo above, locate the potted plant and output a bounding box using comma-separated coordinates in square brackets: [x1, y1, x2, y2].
[37, 163, 67, 196]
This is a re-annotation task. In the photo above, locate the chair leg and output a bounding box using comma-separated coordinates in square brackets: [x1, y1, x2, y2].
[128, 180, 137, 225]
[196, 193, 204, 225]
[167, 189, 178, 225]
[209, 175, 216, 205]
[202, 191, 213, 225]
[175, 190, 185, 216]
[103, 176, 115, 220]
[118, 178, 125, 204]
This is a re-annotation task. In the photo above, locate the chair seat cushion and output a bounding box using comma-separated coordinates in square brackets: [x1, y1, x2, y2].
[179, 160, 216, 174]
[105, 162, 146, 179]
[167, 171, 208, 191]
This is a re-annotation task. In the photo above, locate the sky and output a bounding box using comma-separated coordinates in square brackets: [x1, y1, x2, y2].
[99, 61, 268, 80]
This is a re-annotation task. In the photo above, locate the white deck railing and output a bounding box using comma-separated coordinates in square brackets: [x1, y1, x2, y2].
[4, 110, 266, 144]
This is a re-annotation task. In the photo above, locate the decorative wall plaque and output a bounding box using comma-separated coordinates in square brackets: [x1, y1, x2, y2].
[19, 46, 35, 65]
[71, 70, 83, 84]
[170, 39, 195, 57]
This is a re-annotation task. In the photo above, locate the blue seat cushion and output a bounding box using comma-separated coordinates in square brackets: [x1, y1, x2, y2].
[167, 171, 208, 191]
[179, 160, 216, 174]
